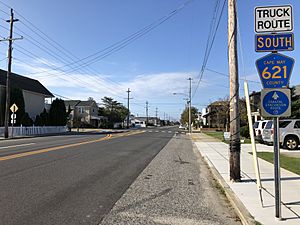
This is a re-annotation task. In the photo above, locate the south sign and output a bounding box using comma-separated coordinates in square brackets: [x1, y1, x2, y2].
[256, 33, 294, 52]
[256, 53, 294, 88]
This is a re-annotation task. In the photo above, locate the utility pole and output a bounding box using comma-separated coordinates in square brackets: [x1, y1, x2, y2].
[145, 101, 149, 127]
[1, 9, 22, 139]
[155, 107, 158, 126]
[228, 0, 241, 181]
[126, 88, 132, 129]
[188, 77, 192, 134]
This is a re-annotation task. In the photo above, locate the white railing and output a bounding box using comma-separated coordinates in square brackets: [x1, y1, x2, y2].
[0, 126, 68, 137]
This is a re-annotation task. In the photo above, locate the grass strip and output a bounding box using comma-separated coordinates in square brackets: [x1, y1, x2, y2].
[256, 152, 300, 176]
[203, 131, 251, 144]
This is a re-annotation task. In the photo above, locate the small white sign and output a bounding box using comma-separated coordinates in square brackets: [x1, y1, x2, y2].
[255, 5, 293, 33]
[223, 132, 230, 141]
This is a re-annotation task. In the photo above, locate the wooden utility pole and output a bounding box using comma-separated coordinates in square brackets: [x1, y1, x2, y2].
[126, 88, 131, 129]
[228, 0, 241, 181]
[145, 101, 149, 126]
[1, 9, 21, 138]
[188, 77, 192, 133]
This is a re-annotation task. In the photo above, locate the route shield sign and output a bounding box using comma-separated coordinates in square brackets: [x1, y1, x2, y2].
[256, 53, 294, 88]
[255, 33, 294, 52]
[255, 5, 293, 33]
[261, 88, 291, 117]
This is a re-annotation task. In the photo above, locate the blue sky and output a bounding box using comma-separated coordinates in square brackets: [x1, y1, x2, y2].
[0, 0, 299, 120]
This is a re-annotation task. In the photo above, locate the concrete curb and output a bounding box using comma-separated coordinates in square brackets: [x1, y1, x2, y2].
[192, 142, 257, 225]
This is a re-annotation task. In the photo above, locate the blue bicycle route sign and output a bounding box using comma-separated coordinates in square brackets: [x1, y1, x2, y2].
[256, 53, 294, 88]
[255, 33, 294, 52]
[261, 89, 291, 117]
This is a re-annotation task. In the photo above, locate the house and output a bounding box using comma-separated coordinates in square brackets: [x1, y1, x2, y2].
[0, 69, 54, 122]
[203, 101, 229, 129]
[64, 100, 106, 128]
[249, 91, 263, 122]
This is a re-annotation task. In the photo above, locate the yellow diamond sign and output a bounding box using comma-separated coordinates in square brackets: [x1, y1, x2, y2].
[10, 103, 18, 113]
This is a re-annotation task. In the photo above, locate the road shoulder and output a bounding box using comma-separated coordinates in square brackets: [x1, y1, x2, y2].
[99, 133, 241, 225]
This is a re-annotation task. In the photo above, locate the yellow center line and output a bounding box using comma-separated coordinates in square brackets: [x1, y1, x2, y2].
[0, 134, 112, 161]
[0, 130, 145, 162]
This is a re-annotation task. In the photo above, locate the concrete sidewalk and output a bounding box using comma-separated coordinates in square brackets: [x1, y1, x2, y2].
[192, 133, 300, 225]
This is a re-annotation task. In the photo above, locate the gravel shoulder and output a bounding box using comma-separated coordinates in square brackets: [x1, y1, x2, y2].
[99, 133, 241, 225]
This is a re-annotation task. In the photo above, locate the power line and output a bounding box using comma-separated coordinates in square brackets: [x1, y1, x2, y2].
[193, 0, 226, 97]
[205, 68, 261, 84]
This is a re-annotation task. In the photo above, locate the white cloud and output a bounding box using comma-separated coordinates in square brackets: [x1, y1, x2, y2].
[14, 58, 210, 103]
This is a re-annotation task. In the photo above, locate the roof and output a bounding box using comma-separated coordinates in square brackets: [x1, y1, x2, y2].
[64, 100, 97, 108]
[64, 100, 81, 108]
[0, 69, 54, 97]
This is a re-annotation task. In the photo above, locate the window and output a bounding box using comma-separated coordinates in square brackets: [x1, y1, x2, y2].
[294, 121, 300, 129]
[78, 107, 85, 114]
[279, 121, 291, 128]
[265, 121, 273, 129]
[262, 122, 266, 128]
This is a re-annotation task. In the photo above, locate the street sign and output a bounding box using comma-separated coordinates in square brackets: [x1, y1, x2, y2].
[11, 114, 16, 119]
[256, 53, 294, 88]
[11, 119, 16, 124]
[255, 5, 293, 33]
[10, 103, 18, 113]
[261, 88, 291, 117]
[255, 33, 294, 52]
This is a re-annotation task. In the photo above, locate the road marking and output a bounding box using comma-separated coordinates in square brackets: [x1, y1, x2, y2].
[155, 131, 159, 133]
[149, 131, 153, 133]
[0, 143, 36, 150]
[0, 134, 112, 161]
[161, 131, 165, 133]
[168, 131, 172, 133]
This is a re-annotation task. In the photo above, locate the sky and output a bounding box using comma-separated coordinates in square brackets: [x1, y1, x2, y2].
[0, 0, 299, 120]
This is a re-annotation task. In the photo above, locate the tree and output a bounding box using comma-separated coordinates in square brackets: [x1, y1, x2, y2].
[20, 113, 33, 126]
[98, 96, 128, 128]
[49, 98, 68, 126]
[35, 109, 49, 126]
[180, 106, 198, 126]
[290, 86, 300, 118]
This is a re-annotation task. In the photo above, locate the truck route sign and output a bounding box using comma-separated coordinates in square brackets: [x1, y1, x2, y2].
[255, 5, 293, 33]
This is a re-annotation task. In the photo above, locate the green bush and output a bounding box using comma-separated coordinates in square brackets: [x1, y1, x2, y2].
[240, 125, 250, 138]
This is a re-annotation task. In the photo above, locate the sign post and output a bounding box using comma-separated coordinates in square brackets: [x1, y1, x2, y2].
[10, 103, 18, 138]
[255, 4, 294, 220]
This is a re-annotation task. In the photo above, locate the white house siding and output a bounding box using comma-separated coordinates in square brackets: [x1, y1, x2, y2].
[23, 90, 45, 120]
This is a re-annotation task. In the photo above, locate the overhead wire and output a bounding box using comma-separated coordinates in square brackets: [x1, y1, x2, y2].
[0, 0, 195, 103]
[193, 0, 226, 97]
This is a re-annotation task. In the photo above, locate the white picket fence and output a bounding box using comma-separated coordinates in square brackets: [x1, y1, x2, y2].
[0, 126, 68, 137]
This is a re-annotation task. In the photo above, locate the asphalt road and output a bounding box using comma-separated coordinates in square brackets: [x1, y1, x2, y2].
[0, 126, 179, 225]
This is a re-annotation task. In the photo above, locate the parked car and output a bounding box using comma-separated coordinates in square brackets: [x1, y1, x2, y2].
[262, 119, 300, 150]
[253, 120, 268, 142]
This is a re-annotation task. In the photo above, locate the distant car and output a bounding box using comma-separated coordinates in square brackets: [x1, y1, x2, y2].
[179, 124, 186, 129]
[253, 120, 268, 142]
[262, 119, 300, 150]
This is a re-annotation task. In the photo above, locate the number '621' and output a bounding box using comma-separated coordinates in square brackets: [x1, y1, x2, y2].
[262, 66, 287, 79]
